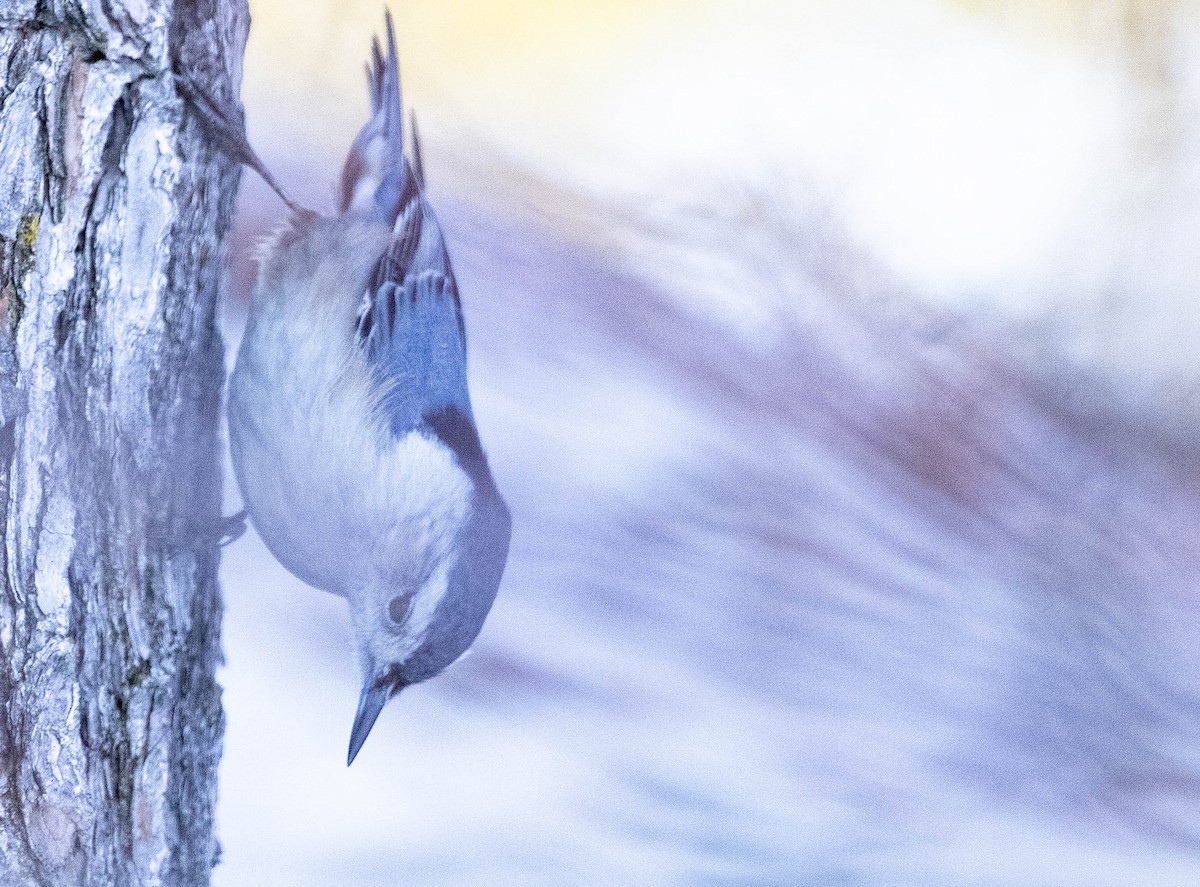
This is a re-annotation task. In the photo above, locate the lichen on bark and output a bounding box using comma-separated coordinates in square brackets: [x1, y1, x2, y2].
[0, 1, 246, 884]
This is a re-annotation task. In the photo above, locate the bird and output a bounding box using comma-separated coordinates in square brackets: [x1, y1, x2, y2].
[194, 11, 511, 765]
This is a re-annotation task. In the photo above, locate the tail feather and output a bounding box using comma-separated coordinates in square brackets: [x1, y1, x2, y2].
[367, 36, 384, 113]
[340, 9, 419, 222]
[409, 110, 426, 190]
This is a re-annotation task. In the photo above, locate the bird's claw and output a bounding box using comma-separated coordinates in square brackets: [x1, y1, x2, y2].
[217, 509, 248, 547]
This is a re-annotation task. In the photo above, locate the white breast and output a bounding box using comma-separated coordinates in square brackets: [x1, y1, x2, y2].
[228, 232, 472, 596]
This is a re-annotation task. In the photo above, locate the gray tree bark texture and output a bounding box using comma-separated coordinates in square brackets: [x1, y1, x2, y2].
[0, 1, 247, 884]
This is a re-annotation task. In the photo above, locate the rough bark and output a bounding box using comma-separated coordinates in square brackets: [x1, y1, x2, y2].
[0, 1, 246, 884]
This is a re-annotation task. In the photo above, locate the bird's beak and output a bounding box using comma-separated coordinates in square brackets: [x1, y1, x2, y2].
[347, 680, 392, 766]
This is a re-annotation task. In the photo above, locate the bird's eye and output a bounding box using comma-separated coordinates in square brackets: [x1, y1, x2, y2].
[387, 592, 413, 626]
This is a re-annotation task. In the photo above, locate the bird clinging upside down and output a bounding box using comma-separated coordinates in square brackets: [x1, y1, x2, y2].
[194, 11, 511, 765]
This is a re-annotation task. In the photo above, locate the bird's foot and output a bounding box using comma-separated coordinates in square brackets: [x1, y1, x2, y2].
[216, 509, 248, 547]
[175, 75, 306, 215]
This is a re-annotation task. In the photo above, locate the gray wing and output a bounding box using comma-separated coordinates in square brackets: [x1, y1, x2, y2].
[356, 201, 473, 440]
[343, 13, 474, 441]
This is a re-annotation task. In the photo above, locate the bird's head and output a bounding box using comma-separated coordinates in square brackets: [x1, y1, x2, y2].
[346, 413, 511, 765]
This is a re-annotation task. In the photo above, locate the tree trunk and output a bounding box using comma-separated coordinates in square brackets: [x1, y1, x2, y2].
[0, 1, 246, 884]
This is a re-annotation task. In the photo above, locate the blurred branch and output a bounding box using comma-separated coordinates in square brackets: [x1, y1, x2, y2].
[0, 0, 246, 884]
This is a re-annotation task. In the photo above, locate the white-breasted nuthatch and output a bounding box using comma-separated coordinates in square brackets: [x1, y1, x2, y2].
[191, 12, 511, 765]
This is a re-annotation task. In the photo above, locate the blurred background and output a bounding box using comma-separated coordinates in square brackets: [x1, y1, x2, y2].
[215, 1, 1200, 884]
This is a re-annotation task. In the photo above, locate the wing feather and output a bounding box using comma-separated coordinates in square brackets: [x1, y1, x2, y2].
[344, 14, 479, 446]
[358, 253, 471, 439]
